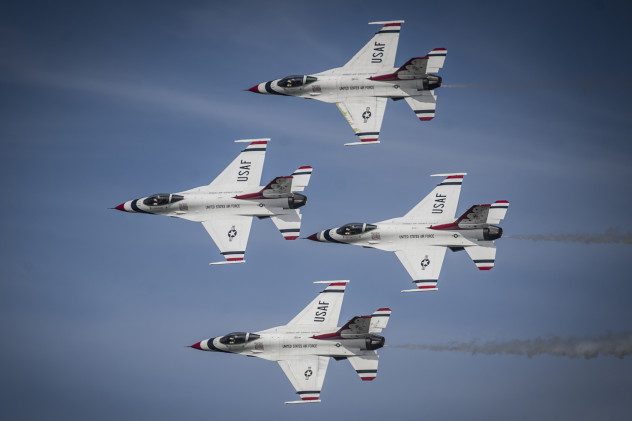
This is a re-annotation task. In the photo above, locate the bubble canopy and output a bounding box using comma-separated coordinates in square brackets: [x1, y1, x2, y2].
[277, 75, 317, 88]
[336, 223, 377, 236]
[218, 332, 261, 345]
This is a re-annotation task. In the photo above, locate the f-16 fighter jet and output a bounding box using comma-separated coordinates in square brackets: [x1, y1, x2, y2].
[307, 174, 509, 292]
[247, 20, 446, 146]
[114, 139, 312, 264]
[189, 280, 391, 404]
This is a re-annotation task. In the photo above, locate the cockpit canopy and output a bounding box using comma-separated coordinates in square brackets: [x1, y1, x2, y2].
[218, 332, 261, 346]
[142, 193, 184, 207]
[277, 75, 317, 88]
[335, 223, 378, 236]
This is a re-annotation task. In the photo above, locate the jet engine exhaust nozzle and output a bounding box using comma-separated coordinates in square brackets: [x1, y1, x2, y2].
[423, 75, 442, 90]
[288, 193, 307, 209]
[483, 226, 503, 241]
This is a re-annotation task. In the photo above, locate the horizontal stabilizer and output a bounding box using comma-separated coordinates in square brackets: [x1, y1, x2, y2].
[291, 166, 313, 192]
[487, 200, 509, 224]
[348, 353, 379, 381]
[465, 242, 497, 270]
[271, 210, 302, 240]
[405, 91, 437, 121]
[426, 48, 447, 73]
[369, 308, 392, 333]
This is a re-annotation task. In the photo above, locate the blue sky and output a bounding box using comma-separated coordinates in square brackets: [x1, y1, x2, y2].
[1, 0, 631, 419]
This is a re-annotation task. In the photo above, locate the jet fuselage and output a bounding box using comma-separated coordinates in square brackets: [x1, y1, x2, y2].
[309, 221, 502, 251]
[249, 72, 442, 103]
[115, 189, 306, 222]
[191, 329, 384, 362]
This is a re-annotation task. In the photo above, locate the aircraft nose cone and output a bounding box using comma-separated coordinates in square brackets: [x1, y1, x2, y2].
[246, 84, 261, 93]
[114, 203, 126, 212]
[189, 341, 202, 350]
[306, 233, 319, 241]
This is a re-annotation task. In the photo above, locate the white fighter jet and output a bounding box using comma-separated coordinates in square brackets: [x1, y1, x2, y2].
[114, 139, 313, 264]
[189, 280, 391, 404]
[307, 174, 510, 292]
[247, 20, 446, 146]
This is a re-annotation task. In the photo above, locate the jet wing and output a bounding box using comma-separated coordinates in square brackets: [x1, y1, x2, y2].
[286, 281, 348, 328]
[341, 21, 404, 74]
[202, 216, 253, 264]
[402, 173, 466, 223]
[404, 91, 437, 121]
[347, 352, 379, 381]
[279, 356, 330, 404]
[336, 97, 388, 146]
[395, 246, 447, 292]
[206, 139, 268, 190]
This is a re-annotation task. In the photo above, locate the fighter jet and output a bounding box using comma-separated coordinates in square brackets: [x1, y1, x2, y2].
[114, 139, 312, 264]
[189, 280, 391, 404]
[307, 174, 509, 292]
[247, 20, 446, 146]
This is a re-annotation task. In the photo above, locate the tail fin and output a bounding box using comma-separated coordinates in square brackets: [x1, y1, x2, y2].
[206, 138, 269, 189]
[370, 48, 448, 81]
[291, 166, 313, 192]
[451, 200, 510, 229]
[234, 175, 292, 200]
[316, 308, 392, 339]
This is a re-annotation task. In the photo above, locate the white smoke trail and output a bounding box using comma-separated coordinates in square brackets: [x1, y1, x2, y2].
[508, 228, 632, 245]
[394, 332, 632, 359]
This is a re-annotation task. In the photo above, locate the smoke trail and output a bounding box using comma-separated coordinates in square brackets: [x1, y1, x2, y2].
[394, 332, 632, 360]
[441, 83, 478, 88]
[508, 228, 632, 245]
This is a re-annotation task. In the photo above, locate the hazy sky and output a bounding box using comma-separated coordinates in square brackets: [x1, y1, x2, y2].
[1, 0, 631, 419]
